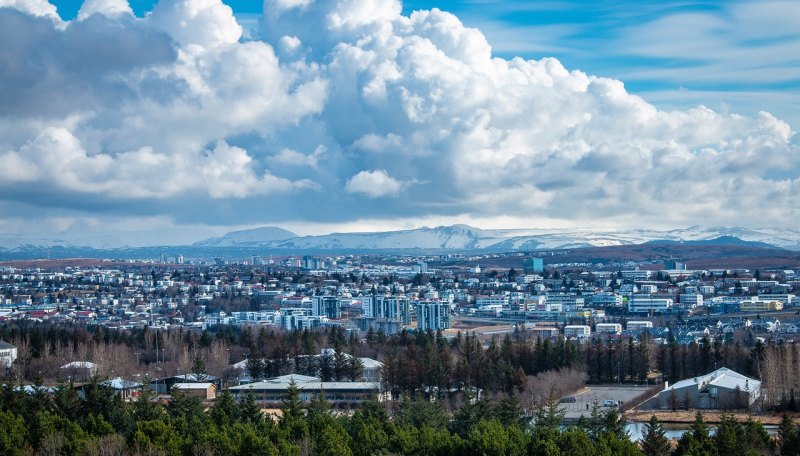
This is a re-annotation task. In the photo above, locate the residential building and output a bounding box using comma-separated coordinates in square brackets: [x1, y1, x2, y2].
[0, 341, 17, 368]
[172, 383, 217, 400]
[312, 296, 341, 319]
[564, 325, 591, 338]
[416, 301, 450, 331]
[595, 323, 622, 335]
[628, 296, 673, 314]
[740, 300, 783, 313]
[678, 293, 704, 310]
[627, 321, 653, 332]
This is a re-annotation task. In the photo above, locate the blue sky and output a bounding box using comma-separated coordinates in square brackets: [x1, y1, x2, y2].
[0, 0, 797, 244]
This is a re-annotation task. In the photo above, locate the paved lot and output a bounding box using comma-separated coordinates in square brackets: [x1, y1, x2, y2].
[561, 385, 653, 420]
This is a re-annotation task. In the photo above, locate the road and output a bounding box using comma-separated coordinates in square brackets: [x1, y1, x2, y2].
[560, 385, 654, 420]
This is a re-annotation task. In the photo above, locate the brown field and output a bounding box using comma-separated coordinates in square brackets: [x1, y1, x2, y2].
[625, 409, 793, 425]
[0, 258, 146, 269]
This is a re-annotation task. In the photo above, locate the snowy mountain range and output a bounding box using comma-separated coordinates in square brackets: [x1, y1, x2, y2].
[2, 225, 800, 253]
[193, 224, 800, 252]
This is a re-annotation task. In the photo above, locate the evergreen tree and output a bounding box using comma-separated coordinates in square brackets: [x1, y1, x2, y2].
[778, 415, 800, 456]
[534, 390, 566, 434]
[211, 390, 241, 425]
[238, 391, 263, 425]
[280, 381, 309, 442]
[191, 352, 207, 382]
[496, 395, 523, 427]
[641, 415, 671, 456]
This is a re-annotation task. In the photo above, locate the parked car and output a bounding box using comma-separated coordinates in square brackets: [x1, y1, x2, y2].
[559, 396, 577, 403]
[601, 400, 618, 407]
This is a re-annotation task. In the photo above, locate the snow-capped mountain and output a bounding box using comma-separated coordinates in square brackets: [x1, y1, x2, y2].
[2, 225, 800, 253]
[193, 225, 800, 251]
[194, 227, 297, 247]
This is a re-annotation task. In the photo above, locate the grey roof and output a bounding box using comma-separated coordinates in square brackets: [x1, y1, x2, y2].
[664, 367, 760, 393]
[230, 381, 381, 392]
[0, 340, 15, 349]
[101, 377, 142, 390]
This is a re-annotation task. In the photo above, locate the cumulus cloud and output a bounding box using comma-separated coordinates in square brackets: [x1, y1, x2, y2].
[0, 0, 798, 242]
[345, 170, 404, 198]
[0, 0, 59, 20]
[77, 0, 133, 20]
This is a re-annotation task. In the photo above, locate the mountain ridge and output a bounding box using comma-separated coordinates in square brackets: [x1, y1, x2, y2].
[2, 225, 800, 253]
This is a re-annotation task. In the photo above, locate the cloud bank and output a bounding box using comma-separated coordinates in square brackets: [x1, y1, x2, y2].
[0, 0, 797, 242]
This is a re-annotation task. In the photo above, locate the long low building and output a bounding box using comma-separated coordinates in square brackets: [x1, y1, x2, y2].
[654, 367, 760, 410]
[229, 374, 383, 407]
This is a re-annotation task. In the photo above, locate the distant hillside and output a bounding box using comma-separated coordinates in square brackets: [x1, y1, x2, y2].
[194, 227, 297, 247]
[190, 224, 800, 252]
[3, 224, 800, 258]
[643, 236, 777, 249]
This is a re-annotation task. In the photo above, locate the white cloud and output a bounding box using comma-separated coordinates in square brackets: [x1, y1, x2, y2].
[0, 0, 59, 20]
[77, 0, 133, 20]
[148, 0, 242, 49]
[0, 0, 798, 241]
[345, 170, 403, 197]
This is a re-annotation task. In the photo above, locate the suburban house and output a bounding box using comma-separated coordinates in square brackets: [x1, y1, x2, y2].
[150, 373, 222, 394]
[172, 382, 217, 400]
[653, 367, 760, 410]
[96, 377, 142, 400]
[0, 340, 17, 368]
[59, 361, 98, 382]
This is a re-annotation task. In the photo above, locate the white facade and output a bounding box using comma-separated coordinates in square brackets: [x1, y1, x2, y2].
[564, 325, 591, 338]
[595, 323, 622, 335]
[678, 293, 704, 310]
[627, 321, 654, 332]
[0, 341, 17, 368]
[628, 296, 673, 313]
[758, 294, 796, 306]
[545, 294, 585, 311]
[639, 284, 658, 294]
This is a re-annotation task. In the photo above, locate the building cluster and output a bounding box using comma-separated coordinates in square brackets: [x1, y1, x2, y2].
[0, 260, 798, 343]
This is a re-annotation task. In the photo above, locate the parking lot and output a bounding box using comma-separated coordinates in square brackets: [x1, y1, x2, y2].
[560, 385, 653, 420]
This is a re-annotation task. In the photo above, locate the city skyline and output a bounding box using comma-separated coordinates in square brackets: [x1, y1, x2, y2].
[0, 0, 798, 245]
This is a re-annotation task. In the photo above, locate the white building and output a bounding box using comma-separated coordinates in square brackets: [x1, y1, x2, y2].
[628, 296, 673, 314]
[639, 284, 658, 294]
[627, 321, 654, 332]
[545, 294, 585, 311]
[475, 295, 510, 309]
[678, 293, 704, 310]
[595, 323, 622, 335]
[758, 294, 796, 306]
[0, 341, 17, 368]
[564, 325, 591, 338]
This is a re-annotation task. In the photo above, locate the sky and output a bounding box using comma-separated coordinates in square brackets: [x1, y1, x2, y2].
[0, 0, 798, 246]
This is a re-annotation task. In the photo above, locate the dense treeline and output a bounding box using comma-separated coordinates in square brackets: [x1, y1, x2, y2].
[0, 322, 771, 410]
[0, 378, 793, 456]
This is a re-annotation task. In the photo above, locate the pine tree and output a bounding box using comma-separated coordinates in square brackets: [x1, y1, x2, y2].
[280, 380, 309, 442]
[238, 391, 263, 425]
[778, 415, 800, 456]
[641, 415, 671, 456]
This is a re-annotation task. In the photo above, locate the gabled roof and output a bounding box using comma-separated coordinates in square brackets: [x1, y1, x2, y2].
[664, 367, 759, 393]
[0, 340, 15, 349]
